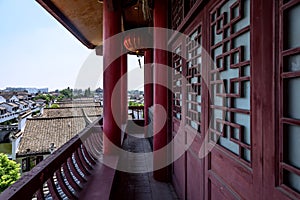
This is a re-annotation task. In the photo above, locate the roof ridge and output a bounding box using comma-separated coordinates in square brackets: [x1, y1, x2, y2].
[29, 115, 101, 120]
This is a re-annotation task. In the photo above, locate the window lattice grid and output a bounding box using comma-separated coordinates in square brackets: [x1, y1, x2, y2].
[279, 0, 300, 194]
[186, 26, 202, 132]
[209, 0, 251, 164]
[173, 45, 183, 120]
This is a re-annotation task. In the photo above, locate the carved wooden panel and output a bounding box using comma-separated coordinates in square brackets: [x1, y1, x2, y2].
[186, 26, 202, 132]
[209, 0, 251, 164]
[279, 0, 300, 196]
[172, 0, 183, 30]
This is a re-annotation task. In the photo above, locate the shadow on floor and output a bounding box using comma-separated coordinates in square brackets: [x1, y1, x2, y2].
[110, 134, 179, 200]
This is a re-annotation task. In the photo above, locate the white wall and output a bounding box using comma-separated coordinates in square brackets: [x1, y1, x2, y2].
[1, 103, 14, 112]
[0, 96, 5, 104]
[11, 137, 21, 161]
[9, 95, 19, 103]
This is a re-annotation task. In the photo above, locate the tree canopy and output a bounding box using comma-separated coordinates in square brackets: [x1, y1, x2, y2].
[50, 103, 60, 109]
[60, 87, 73, 99]
[33, 94, 54, 104]
[0, 153, 20, 193]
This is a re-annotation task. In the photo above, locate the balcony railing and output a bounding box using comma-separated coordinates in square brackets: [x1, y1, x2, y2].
[0, 117, 104, 200]
[128, 106, 144, 120]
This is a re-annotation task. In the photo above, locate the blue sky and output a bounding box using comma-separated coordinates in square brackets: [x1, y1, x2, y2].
[0, 1, 143, 91]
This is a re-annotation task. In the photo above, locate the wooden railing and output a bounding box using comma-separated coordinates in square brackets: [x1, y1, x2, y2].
[128, 106, 144, 120]
[0, 117, 103, 200]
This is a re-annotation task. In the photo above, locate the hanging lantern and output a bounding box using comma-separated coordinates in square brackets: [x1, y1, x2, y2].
[123, 31, 152, 54]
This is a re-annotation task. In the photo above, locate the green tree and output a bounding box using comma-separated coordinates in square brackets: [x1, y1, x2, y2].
[57, 94, 65, 101]
[50, 104, 60, 109]
[84, 87, 91, 97]
[0, 153, 20, 192]
[46, 94, 55, 102]
[34, 94, 51, 104]
[60, 87, 73, 99]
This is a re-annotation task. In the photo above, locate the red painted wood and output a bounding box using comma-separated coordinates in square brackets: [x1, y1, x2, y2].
[84, 138, 99, 159]
[84, 139, 100, 159]
[250, 0, 279, 199]
[46, 177, 60, 199]
[186, 150, 204, 200]
[144, 49, 153, 132]
[81, 145, 97, 165]
[79, 155, 118, 200]
[208, 173, 240, 200]
[36, 0, 96, 49]
[74, 150, 91, 174]
[103, 0, 122, 154]
[153, 0, 169, 182]
[121, 53, 128, 125]
[0, 120, 104, 199]
[78, 146, 94, 169]
[264, 0, 300, 199]
[36, 187, 45, 200]
[62, 162, 83, 192]
[169, 0, 299, 199]
[55, 169, 77, 199]
[66, 158, 87, 183]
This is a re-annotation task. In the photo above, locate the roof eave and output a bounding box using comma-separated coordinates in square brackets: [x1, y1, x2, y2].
[36, 0, 96, 49]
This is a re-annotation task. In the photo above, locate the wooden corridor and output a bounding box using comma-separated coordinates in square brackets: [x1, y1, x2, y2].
[110, 133, 179, 200]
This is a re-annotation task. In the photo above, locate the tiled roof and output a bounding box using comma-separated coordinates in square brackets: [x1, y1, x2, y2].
[17, 99, 102, 156]
[17, 116, 98, 156]
[6, 102, 19, 107]
[58, 102, 101, 108]
[42, 106, 102, 118]
[19, 101, 28, 106]
[0, 93, 14, 100]
[35, 99, 46, 102]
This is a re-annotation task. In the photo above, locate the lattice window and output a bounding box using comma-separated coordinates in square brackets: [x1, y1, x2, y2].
[279, 0, 300, 194]
[186, 26, 202, 132]
[173, 45, 183, 120]
[209, 0, 251, 163]
[172, 0, 183, 30]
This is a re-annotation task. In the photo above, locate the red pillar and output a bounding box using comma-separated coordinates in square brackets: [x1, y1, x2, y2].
[144, 50, 153, 136]
[153, 0, 169, 181]
[121, 54, 128, 125]
[103, 0, 122, 154]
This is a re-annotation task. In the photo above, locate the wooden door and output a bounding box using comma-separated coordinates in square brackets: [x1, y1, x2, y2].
[204, 0, 259, 199]
[262, 0, 300, 199]
[171, 0, 259, 199]
[171, 2, 205, 199]
[171, 0, 300, 199]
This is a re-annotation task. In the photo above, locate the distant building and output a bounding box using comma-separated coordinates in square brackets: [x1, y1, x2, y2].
[0, 92, 19, 103]
[15, 101, 29, 111]
[34, 99, 46, 106]
[0, 106, 7, 115]
[5, 87, 48, 94]
[1, 102, 19, 113]
[0, 96, 5, 104]
[24, 100, 36, 109]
